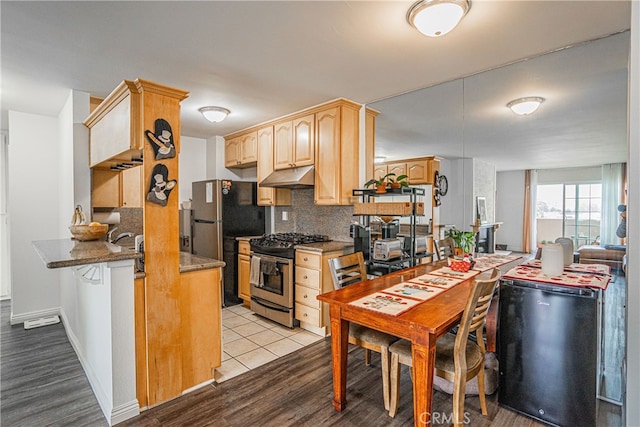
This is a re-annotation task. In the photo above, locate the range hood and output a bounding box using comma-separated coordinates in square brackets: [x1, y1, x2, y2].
[260, 165, 315, 188]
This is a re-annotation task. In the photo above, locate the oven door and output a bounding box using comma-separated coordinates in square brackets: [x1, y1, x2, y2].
[250, 254, 293, 309]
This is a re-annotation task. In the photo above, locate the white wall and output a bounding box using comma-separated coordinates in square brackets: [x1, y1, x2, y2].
[496, 170, 525, 251]
[178, 135, 208, 203]
[8, 111, 62, 322]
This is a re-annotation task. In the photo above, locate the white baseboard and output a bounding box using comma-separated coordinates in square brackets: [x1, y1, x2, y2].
[10, 306, 60, 326]
[60, 309, 139, 425]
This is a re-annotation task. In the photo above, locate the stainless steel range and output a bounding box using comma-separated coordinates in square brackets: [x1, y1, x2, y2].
[249, 233, 330, 328]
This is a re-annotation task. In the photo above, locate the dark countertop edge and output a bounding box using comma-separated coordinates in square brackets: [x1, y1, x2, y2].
[294, 240, 354, 253]
[179, 252, 225, 273]
[236, 235, 264, 241]
[32, 239, 141, 269]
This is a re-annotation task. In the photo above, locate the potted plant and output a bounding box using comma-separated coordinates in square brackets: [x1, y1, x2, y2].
[445, 226, 476, 256]
[388, 174, 409, 189]
[364, 173, 396, 193]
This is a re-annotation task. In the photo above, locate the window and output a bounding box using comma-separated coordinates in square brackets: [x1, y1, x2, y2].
[536, 183, 601, 247]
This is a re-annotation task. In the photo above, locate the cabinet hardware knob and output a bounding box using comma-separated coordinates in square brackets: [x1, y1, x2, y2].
[304, 257, 308, 261]
[304, 275, 308, 279]
[304, 313, 308, 317]
[303, 295, 308, 298]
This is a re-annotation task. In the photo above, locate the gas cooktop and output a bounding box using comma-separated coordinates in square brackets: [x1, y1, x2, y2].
[250, 233, 331, 257]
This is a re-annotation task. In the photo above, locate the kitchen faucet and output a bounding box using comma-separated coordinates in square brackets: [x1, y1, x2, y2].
[107, 227, 134, 244]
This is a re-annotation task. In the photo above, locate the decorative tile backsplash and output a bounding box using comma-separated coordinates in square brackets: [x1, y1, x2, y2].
[93, 207, 143, 247]
[274, 188, 353, 241]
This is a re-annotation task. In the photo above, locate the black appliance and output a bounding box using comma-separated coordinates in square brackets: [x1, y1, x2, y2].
[498, 279, 599, 427]
[191, 180, 265, 307]
[249, 233, 330, 327]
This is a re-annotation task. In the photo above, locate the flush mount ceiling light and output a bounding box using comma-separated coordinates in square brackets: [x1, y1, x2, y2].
[506, 97, 545, 116]
[374, 156, 387, 163]
[407, 0, 470, 37]
[199, 106, 230, 123]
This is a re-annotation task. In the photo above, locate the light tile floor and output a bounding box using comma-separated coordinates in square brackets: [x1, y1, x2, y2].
[215, 303, 324, 383]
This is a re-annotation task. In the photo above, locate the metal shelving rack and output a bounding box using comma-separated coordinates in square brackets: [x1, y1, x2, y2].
[352, 187, 432, 274]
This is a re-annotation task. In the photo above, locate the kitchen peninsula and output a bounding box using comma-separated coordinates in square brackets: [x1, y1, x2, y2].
[32, 238, 141, 425]
[32, 238, 226, 426]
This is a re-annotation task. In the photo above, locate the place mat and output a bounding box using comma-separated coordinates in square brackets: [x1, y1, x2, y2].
[523, 259, 611, 275]
[409, 273, 464, 289]
[472, 254, 523, 272]
[503, 266, 610, 290]
[349, 292, 422, 316]
[383, 282, 447, 301]
[430, 267, 480, 281]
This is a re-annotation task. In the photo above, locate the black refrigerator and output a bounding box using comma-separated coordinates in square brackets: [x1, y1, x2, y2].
[191, 180, 265, 306]
[498, 279, 599, 427]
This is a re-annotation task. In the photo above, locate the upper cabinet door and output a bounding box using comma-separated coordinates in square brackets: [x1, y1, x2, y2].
[224, 137, 241, 167]
[374, 164, 388, 181]
[257, 126, 275, 206]
[387, 162, 407, 178]
[240, 132, 258, 164]
[274, 121, 294, 170]
[293, 114, 315, 167]
[407, 159, 429, 184]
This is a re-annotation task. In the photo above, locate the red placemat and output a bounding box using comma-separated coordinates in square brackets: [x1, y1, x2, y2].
[472, 254, 523, 272]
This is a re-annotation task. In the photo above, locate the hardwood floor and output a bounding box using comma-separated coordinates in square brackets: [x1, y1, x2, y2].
[0, 300, 107, 426]
[1, 281, 624, 426]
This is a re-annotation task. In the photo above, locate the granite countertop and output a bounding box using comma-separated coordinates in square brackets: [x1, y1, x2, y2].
[33, 239, 141, 269]
[294, 240, 354, 253]
[236, 235, 263, 242]
[179, 252, 225, 273]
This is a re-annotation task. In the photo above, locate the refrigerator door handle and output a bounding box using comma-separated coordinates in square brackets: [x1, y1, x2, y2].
[193, 219, 222, 224]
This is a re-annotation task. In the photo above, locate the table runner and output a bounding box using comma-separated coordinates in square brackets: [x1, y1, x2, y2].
[472, 254, 523, 272]
[408, 273, 464, 288]
[503, 265, 610, 290]
[348, 291, 424, 316]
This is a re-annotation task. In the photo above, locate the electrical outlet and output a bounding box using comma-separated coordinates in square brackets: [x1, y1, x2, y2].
[282, 211, 289, 221]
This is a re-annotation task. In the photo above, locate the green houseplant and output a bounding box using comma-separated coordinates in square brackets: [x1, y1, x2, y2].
[364, 173, 396, 193]
[445, 226, 476, 255]
[388, 174, 409, 189]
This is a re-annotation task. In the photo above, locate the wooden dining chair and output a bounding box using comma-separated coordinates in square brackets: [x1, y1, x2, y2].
[328, 251, 399, 410]
[387, 268, 501, 425]
[434, 237, 456, 260]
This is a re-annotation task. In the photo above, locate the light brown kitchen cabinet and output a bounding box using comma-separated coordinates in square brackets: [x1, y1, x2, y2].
[180, 267, 222, 390]
[314, 101, 366, 205]
[274, 114, 314, 170]
[121, 166, 143, 207]
[134, 277, 147, 408]
[386, 162, 407, 179]
[84, 80, 143, 169]
[92, 169, 120, 208]
[406, 159, 431, 184]
[294, 248, 351, 336]
[237, 240, 251, 303]
[92, 166, 142, 208]
[256, 126, 291, 206]
[225, 131, 257, 168]
[374, 164, 388, 181]
[373, 156, 439, 185]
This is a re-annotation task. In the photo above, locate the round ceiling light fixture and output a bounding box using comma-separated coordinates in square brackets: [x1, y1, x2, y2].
[506, 97, 545, 116]
[199, 106, 231, 123]
[407, 0, 471, 37]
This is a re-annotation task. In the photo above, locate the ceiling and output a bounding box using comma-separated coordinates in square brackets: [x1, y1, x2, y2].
[1, 1, 631, 171]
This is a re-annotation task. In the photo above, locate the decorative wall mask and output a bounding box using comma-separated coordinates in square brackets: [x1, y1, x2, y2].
[147, 164, 176, 206]
[145, 118, 176, 160]
[433, 171, 448, 206]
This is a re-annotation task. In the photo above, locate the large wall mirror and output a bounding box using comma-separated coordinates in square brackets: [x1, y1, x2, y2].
[369, 30, 629, 406]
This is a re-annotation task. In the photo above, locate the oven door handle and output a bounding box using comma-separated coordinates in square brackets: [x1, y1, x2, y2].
[251, 296, 291, 313]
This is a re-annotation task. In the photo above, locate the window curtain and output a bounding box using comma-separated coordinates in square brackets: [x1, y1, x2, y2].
[601, 163, 626, 246]
[523, 170, 537, 253]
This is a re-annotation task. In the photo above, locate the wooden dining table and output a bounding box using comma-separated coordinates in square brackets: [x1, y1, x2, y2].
[317, 259, 513, 426]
